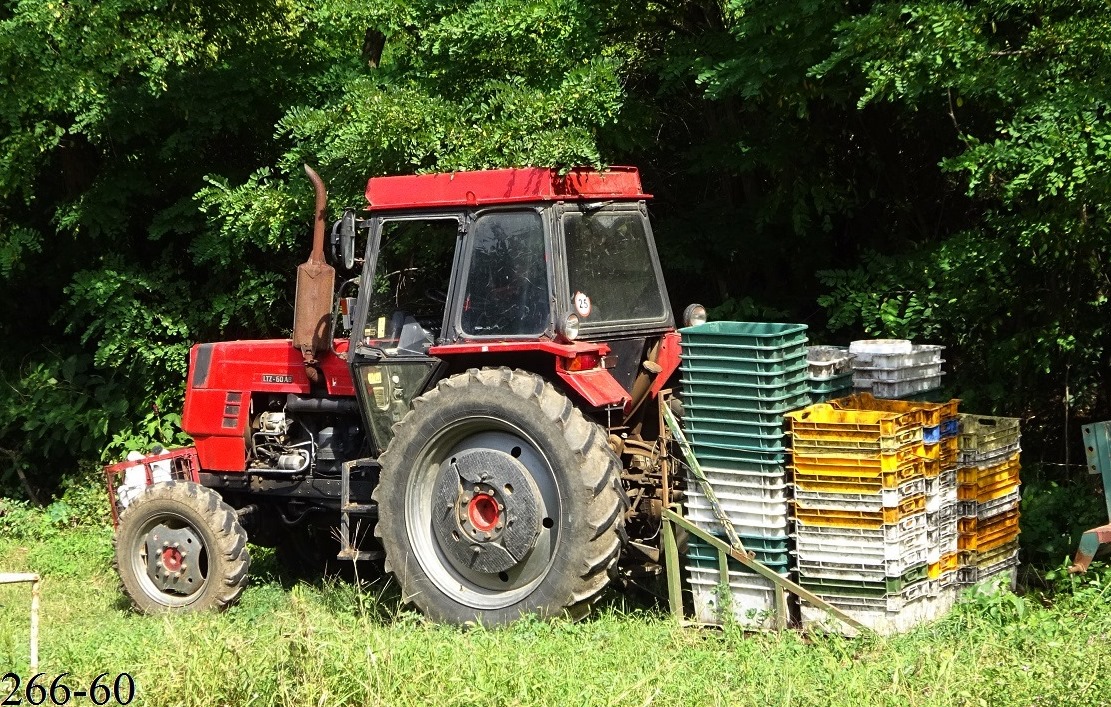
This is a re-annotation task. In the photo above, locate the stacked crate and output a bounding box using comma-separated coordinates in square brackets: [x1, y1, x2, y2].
[677, 321, 810, 626]
[831, 395, 962, 597]
[956, 415, 1022, 588]
[850, 340, 945, 399]
[807, 346, 854, 403]
[786, 394, 961, 634]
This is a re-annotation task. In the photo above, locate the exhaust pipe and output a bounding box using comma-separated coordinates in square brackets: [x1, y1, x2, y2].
[292, 164, 336, 383]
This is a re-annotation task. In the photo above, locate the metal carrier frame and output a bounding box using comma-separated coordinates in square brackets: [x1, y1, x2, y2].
[658, 397, 866, 632]
[102, 448, 201, 529]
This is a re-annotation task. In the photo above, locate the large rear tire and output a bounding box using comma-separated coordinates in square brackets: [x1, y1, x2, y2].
[115, 481, 250, 613]
[373, 367, 626, 625]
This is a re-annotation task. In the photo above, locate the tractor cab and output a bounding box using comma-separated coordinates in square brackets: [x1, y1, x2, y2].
[337, 168, 677, 454]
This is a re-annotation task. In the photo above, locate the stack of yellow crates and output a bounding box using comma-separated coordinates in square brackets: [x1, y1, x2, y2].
[956, 415, 1022, 588]
[787, 393, 961, 634]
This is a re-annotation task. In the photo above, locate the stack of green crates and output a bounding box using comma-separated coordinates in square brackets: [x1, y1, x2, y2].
[678, 321, 810, 626]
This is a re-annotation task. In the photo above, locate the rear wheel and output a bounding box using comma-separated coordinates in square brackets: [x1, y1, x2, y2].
[115, 481, 250, 613]
[373, 367, 626, 625]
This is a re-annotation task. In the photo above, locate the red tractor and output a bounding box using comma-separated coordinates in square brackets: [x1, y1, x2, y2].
[107, 166, 705, 625]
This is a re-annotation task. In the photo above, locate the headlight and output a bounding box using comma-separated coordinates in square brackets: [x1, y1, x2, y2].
[683, 304, 708, 327]
[559, 313, 580, 341]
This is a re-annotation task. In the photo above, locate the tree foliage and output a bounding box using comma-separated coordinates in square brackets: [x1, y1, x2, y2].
[1, 0, 1109, 504]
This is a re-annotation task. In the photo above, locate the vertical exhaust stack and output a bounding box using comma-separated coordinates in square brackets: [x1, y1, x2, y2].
[293, 165, 336, 383]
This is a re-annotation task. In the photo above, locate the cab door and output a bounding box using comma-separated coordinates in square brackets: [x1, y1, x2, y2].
[349, 214, 464, 455]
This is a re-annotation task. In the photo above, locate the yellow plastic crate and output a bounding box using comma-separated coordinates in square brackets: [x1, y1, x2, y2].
[795, 493, 925, 524]
[927, 551, 959, 580]
[793, 500, 925, 530]
[957, 454, 1020, 486]
[790, 425, 922, 452]
[923, 459, 941, 479]
[786, 404, 922, 440]
[790, 436, 923, 457]
[958, 478, 1021, 503]
[957, 510, 1020, 551]
[792, 460, 926, 493]
[792, 472, 884, 494]
[829, 392, 960, 428]
[939, 435, 958, 459]
[791, 444, 933, 472]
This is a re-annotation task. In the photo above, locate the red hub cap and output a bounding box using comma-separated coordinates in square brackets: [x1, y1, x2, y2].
[161, 547, 183, 572]
[468, 493, 500, 534]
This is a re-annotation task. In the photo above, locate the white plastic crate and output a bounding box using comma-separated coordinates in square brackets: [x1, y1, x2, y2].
[863, 374, 945, 399]
[958, 552, 1019, 589]
[958, 442, 1021, 467]
[686, 567, 786, 629]
[807, 346, 855, 380]
[686, 471, 789, 504]
[849, 343, 944, 369]
[927, 523, 958, 561]
[795, 546, 928, 580]
[684, 492, 789, 537]
[976, 489, 1021, 520]
[794, 512, 927, 544]
[926, 486, 957, 514]
[686, 486, 789, 517]
[800, 582, 940, 635]
[794, 533, 928, 563]
[793, 479, 926, 513]
[853, 361, 944, 385]
[925, 468, 958, 497]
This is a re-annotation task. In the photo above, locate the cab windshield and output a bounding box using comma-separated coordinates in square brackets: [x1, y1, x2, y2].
[562, 208, 667, 329]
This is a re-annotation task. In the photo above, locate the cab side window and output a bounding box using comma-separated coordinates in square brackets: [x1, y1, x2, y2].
[365, 218, 458, 351]
[460, 211, 549, 337]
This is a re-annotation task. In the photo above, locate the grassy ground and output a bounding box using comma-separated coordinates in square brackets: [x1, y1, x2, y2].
[2, 524, 1110, 707]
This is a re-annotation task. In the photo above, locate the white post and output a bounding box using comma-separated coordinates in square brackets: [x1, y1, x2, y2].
[0, 572, 41, 673]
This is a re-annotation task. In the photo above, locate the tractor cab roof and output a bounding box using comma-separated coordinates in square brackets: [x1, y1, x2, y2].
[364, 166, 650, 212]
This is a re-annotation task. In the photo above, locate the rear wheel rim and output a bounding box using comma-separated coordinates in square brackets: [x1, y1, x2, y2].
[404, 415, 563, 611]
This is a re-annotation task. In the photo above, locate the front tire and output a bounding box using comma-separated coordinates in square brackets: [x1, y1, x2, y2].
[373, 367, 626, 625]
[115, 481, 250, 613]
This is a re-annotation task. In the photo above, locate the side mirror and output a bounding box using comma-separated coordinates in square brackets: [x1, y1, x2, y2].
[339, 210, 357, 271]
[330, 210, 358, 270]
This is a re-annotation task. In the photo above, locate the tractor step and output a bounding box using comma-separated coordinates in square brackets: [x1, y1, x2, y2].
[342, 502, 376, 515]
[338, 460, 378, 563]
[337, 547, 384, 562]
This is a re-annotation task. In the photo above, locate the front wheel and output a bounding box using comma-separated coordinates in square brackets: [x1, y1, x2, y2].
[115, 481, 250, 613]
[373, 368, 627, 625]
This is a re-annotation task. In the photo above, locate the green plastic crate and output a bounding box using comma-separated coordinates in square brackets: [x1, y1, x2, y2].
[680, 350, 808, 374]
[681, 374, 810, 401]
[690, 442, 788, 465]
[681, 390, 811, 414]
[685, 429, 787, 452]
[683, 414, 786, 440]
[680, 321, 808, 348]
[677, 405, 786, 427]
[685, 537, 790, 573]
[798, 564, 928, 598]
[680, 365, 810, 388]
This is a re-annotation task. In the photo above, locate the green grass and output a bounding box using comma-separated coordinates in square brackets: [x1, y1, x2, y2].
[2, 525, 1111, 707]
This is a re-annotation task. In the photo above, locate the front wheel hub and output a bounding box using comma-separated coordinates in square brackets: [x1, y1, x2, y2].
[431, 448, 542, 574]
[144, 524, 205, 595]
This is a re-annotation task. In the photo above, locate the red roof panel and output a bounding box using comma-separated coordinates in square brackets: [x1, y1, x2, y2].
[364, 166, 649, 212]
